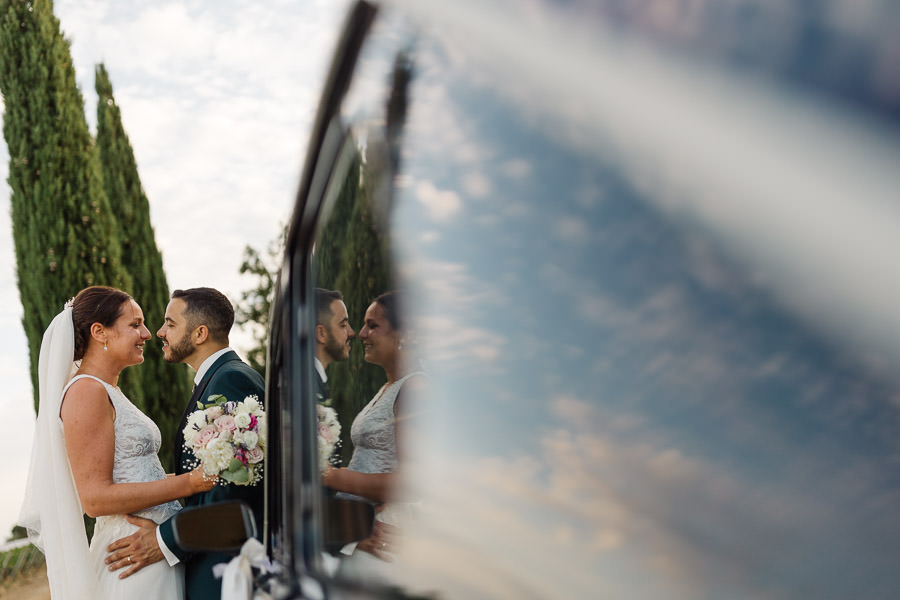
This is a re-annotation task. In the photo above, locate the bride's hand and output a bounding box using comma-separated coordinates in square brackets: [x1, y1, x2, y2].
[188, 467, 218, 493]
[321, 466, 340, 488]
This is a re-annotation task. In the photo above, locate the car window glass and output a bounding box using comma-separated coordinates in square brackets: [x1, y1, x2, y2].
[300, 3, 900, 599]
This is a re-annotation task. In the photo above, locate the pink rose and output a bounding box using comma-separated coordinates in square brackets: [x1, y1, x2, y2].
[214, 415, 237, 433]
[246, 447, 264, 464]
[205, 406, 224, 420]
[318, 423, 334, 444]
[193, 425, 218, 448]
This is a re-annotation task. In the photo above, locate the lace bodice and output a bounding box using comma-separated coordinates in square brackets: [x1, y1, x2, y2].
[64, 375, 181, 524]
[347, 372, 424, 475]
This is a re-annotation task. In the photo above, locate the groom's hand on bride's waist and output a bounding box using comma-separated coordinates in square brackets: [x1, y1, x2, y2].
[105, 514, 165, 579]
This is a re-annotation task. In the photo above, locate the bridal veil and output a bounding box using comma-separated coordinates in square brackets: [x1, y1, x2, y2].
[18, 304, 96, 598]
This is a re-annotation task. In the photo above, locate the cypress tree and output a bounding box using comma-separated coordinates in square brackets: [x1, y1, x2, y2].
[0, 0, 131, 411]
[94, 63, 191, 469]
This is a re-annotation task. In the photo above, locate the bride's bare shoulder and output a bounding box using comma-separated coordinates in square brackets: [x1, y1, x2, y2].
[60, 376, 114, 420]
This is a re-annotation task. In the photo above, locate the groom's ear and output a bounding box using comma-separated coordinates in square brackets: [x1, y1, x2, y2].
[315, 323, 327, 344]
[192, 324, 210, 345]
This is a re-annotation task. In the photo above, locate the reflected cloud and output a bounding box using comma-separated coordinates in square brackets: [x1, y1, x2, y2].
[403, 390, 900, 599]
[398, 255, 509, 374]
[461, 171, 492, 199]
[384, 4, 900, 597]
[403, 0, 900, 384]
[500, 158, 532, 180]
[414, 179, 463, 222]
[552, 216, 589, 244]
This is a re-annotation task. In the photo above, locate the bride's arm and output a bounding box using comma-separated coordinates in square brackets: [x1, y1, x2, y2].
[61, 379, 213, 518]
[322, 468, 394, 503]
[323, 378, 424, 502]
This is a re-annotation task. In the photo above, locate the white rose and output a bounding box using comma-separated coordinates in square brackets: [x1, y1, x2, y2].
[183, 426, 198, 445]
[194, 447, 219, 476]
[206, 437, 234, 472]
[185, 410, 207, 433]
[234, 413, 252, 429]
[240, 431, 259, 449]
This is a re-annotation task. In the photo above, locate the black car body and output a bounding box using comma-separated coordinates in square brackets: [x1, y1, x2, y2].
[261, 1, 900, 598]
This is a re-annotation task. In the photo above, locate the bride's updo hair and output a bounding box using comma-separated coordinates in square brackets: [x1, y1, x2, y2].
[373, 290, 403, 332]
[71, 286, 132, 360]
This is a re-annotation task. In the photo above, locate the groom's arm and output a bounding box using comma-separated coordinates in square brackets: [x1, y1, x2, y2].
[157, 511, 192, 563]
[105, 515, 167, 578]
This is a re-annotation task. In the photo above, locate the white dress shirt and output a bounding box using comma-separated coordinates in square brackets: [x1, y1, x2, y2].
[315, 357, 327, 383]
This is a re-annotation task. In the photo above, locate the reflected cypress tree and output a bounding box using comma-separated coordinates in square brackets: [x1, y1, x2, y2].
[95, 63, 191, 469]
[315, 145, 392, 462]
[0, 0, 130, 411]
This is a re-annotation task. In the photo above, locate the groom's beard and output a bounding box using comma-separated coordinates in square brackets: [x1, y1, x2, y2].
[324, 332, 349, 363]
[164, 336, 194, 364]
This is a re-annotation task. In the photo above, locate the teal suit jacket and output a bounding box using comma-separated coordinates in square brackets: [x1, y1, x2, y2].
[158, 350, 265, 600]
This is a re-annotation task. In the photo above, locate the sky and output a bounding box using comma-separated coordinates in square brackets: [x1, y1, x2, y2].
[0, 0, 349, 540]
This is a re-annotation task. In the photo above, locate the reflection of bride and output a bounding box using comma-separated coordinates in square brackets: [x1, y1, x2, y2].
[323, 291, 425, 563]
[17, 286, 214, 599]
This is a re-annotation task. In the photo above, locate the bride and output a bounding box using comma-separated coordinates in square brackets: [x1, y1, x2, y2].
[17, 286, 215, 599]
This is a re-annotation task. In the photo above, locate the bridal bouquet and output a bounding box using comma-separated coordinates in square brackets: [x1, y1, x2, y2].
[183, 393, 266, 486]
[317, 404, 341, 471]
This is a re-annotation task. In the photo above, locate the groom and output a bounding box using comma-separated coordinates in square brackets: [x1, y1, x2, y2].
[105, 287, 265, 600]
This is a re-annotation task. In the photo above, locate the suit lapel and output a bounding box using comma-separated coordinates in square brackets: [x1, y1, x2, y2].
[315, 370, 331, 406]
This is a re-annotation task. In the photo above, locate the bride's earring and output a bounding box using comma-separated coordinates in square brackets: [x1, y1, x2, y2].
[103, 341, 108, 351]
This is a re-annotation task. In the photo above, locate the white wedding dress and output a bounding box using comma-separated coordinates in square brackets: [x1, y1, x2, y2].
[65, 375, 185, 599]
[19, 305, 184, 599]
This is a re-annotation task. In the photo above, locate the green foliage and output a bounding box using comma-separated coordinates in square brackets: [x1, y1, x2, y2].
[314, 143, 392, 462]
[0, 0, 130, 411]
[236, 226, 285, 378]
[5, 525, 27, 543]
[0, 540, 44, 581]
[94, 63, 192, 470]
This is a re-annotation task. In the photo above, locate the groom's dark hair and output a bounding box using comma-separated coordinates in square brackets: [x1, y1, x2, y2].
[172, 287, 234, 344]
[315, 288, 343, 326]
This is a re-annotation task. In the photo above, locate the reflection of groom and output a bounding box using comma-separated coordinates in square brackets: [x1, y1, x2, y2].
[105, 288, 265, 600]
[315, 288, 355, 406]
[315, 288, 354, 466]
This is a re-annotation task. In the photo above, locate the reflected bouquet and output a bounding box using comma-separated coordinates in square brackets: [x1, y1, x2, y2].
[317, 404, 341, 471]
[183, 394, 266, 486]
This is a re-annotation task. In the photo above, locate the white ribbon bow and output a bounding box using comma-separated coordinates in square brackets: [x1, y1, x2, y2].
[213, 538, 271, 600]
